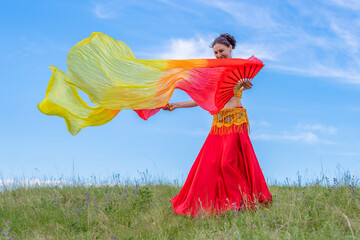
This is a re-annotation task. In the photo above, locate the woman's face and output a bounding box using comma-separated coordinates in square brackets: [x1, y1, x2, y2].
[213, 43, 232, 59]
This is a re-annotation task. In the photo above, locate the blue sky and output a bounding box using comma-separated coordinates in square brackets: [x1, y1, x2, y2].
[1, 0, 359, 186]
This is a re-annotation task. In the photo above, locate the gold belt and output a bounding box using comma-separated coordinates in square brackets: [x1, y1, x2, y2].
[210, 108, 249, 135]
[212, 107, 248, 128]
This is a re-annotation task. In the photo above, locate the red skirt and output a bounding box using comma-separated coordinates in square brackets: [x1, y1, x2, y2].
[170, 107, 272, 217]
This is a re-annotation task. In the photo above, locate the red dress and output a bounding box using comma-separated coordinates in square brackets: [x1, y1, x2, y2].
[170, 106, 272, 217]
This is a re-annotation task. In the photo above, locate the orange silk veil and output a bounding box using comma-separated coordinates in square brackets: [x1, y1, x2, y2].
[38, 32, 263, 135]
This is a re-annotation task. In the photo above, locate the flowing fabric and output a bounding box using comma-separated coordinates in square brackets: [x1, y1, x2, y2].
[37, 32, 263, 135]
[170, 107, 272, 217]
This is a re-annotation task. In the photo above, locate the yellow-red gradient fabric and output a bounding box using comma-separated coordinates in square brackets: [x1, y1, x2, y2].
[38, 32, 263, 135]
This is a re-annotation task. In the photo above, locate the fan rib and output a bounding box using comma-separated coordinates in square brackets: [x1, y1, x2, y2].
[219, 86, 234, 90]
[231, 70, 240, 80]
[247, 66, 253, 79]
[249, 65, 258, 79]
[218, 88, 235, 93]
[227, 76, 238, 82]
[218, 89, 232, 94]
[218, 94, 233, 104]
[224, 78, 236, 84]
[218, 90, 232, 98]
[237, 67, 244, 80]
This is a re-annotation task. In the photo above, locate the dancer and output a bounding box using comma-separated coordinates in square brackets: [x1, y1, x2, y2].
[37, 32, 272, 217]
[165, 34, 272, 217]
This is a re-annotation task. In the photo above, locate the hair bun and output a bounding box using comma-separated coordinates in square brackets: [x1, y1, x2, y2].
[220, 33, 236, 49]
[211, 33, 237, 49]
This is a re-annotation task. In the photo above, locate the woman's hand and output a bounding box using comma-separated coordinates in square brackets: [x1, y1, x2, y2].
[163, 103, 178, 111]
[240, 80, 253, 91]
[163, 100, 198, 111]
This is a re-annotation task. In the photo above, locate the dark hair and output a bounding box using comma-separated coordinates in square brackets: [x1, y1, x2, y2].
[211, 33, 236, 49]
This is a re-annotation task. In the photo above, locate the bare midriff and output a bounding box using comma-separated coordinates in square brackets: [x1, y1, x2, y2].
[223, 96, 242, 109]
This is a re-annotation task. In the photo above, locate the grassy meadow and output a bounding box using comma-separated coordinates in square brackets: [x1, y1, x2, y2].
[0, 172, 360, 240]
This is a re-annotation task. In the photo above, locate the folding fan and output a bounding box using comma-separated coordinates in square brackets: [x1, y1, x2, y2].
[214, 56, 264, 109]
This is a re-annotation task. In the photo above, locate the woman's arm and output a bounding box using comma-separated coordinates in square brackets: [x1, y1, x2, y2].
[163, 80, 252, 111]
[163, 100, 198, 111]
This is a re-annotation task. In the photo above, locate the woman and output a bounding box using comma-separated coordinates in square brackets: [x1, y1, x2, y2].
[164, 34, 273, 217]
[37, 33, 272, 217]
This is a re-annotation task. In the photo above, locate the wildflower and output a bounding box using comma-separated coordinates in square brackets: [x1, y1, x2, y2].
[233, 202, 238, 216]
[263, 214, 266, 218]
[135, 184, 139, 195]
[233, 202, 238, 211]
[114, 236, 117, 239]
[332, 178, 338, 187]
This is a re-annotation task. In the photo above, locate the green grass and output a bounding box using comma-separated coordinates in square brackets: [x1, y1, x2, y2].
[0, 175, 360, 240]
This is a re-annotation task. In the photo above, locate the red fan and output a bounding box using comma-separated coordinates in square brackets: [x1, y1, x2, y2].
[215, 56, 264, 109]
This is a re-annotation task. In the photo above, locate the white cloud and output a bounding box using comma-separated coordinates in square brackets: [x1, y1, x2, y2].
[347, 106, 360, 112]
[0, 179, 67, 188]
[317, 151, 360, 156]
[200, 0, 360, 85]
[327, 0, 360, 10]
[323, 11, 360, 54]
[93, 0, 360, 85]
[252, 132, 334, 144]
[155, 0, 201, 15]
[158, 37, 214, 59]
[93, 1, 121, 19]
[93, 0, 200, 20]
[270, 63, 360, 85]
[297, 123, 337, 135]
[259, 121, 271, 127]
[158, 37, 278, 61]
[202, 0, 279, 31]
[251, 122, 337, 144]
[233, 43, 280, 61]
[250, 120, 271, 127]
